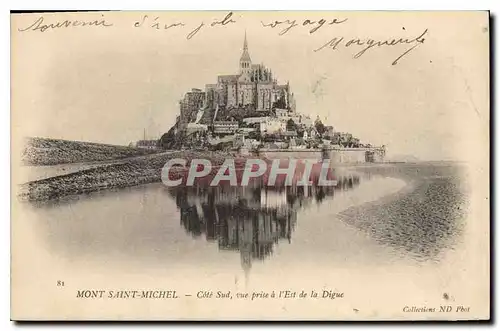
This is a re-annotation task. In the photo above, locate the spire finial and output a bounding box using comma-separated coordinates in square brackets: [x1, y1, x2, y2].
[240, 30, 251, 65]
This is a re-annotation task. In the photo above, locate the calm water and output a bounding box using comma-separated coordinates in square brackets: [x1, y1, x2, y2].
[23, 169, 415, 272]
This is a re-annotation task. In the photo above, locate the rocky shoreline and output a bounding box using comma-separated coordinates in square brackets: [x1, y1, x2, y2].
[18, 151, 240, 202]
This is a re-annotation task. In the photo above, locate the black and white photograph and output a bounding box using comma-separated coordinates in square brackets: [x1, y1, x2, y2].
[10, 10, 490, 320]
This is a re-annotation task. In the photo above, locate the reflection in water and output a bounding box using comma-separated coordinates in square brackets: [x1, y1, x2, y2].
[168, 175, 361, 273]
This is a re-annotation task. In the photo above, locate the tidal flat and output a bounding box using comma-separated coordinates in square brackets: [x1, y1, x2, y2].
[339, 162, 469, 260]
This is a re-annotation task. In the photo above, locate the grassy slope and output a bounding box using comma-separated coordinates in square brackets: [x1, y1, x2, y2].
[22, 137, 160, 166]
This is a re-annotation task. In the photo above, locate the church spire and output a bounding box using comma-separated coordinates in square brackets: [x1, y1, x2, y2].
[243, 30, 248, 51]
[239, 31, 252, 76]
[240, 31, 251, 63]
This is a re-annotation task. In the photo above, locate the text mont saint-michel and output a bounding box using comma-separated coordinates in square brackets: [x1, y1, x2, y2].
[77, 289, 179, 299]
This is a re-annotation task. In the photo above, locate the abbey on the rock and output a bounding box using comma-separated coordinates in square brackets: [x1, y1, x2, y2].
[203, 33, 296, 112]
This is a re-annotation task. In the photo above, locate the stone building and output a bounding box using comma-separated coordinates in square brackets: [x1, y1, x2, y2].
[213, 121, 239, 135]
[204, 33, 296, 112]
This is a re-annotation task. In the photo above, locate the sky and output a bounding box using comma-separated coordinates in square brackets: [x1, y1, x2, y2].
[11, 11, 489, 161]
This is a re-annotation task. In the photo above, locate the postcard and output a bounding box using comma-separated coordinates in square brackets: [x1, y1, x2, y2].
[11, 11, 490, 320]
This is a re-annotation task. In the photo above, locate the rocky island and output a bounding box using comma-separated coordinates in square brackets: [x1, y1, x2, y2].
[158, 33, 385, 163]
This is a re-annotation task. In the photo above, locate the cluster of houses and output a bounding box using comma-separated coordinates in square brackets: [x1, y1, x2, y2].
[183, 108, 363, 151]
[133, 106, 364, 151]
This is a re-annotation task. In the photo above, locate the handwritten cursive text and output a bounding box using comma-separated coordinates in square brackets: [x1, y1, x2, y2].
[134, 15, 185, 30]
[261, 17, 348, 36]
[314, 29, 428, 65]
[18, 15, 113, 33]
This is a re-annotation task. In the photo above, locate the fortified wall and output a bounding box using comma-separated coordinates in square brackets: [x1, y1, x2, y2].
[254, 147, 385, 164]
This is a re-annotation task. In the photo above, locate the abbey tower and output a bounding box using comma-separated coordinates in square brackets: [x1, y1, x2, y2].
[203, 33, 295, 112]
